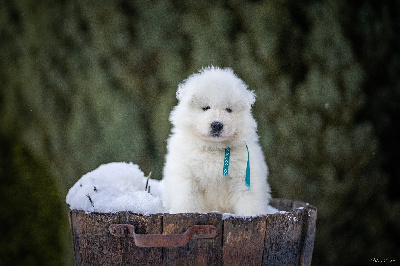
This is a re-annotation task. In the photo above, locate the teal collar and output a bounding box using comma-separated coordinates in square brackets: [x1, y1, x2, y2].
[223, 144, 251, 190]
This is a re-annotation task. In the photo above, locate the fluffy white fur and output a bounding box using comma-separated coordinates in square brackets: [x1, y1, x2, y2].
[161, 67, 271, 216]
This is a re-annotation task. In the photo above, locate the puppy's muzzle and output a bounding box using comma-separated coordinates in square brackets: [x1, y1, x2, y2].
[210, 121, 224, 137]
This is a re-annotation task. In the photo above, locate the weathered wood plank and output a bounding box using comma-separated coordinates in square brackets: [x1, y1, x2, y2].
[299, 205, 317, 266]
[119, 212, 164, 265]
[263, 210, 306, 265]
[69, 210, 123, 265]
[270, 198, 293, 212]
[290, 200, 317, 265]
[222, 215, 266, 265]
[162, 212, 223, 265]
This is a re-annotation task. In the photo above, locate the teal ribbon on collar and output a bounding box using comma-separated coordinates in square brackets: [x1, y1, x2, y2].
[223, 144, 251, 190]
[223, 147, 230, 176]
[245, 144, 250, 190]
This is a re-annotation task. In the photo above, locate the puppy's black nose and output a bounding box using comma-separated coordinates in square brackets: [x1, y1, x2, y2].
[211, 121, 224, 132]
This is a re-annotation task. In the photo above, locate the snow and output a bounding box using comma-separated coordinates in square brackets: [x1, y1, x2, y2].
[266, 205, 280, 214]
[66, 162, 166, 215]
[222, 205, 280, 219]
[66, 162, 281, 216]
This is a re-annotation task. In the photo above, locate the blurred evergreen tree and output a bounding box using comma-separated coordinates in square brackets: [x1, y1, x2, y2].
[0, 0, 399, 265]
[0, 135, 65, 265]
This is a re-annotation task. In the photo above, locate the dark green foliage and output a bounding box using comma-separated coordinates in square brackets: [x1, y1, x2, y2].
[0, 136, 65, 265]
[0, 0, 399, 265]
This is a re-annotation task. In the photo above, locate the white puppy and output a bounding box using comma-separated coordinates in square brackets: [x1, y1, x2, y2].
[162, 67, 271, 216]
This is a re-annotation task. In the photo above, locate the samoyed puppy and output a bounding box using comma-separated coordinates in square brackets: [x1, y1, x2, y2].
[161, 67, 271, 216]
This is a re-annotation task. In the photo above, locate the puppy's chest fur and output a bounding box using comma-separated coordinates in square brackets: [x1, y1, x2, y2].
[190, 146, 248, 190]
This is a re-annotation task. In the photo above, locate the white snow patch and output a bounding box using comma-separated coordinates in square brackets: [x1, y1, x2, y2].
[222, 205, 280, 219]
[266, 205, 280, 214]
[66, 162, 166, 215]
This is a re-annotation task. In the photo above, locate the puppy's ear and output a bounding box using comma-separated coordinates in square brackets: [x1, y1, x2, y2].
[176, 85, 184, 102]
[176, 81, 190, 102]
[248, 90, 256, 106]
[176, 72, 200, 102]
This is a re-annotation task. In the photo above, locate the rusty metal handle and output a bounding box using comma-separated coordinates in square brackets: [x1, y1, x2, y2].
[109, 224, 217, 248]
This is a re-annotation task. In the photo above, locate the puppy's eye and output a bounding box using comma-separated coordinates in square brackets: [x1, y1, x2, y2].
[226, 108, 232, 113]
[203, 106, 210, 111]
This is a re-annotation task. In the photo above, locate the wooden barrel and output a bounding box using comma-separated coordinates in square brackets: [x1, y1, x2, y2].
[68, 198, 317, 265]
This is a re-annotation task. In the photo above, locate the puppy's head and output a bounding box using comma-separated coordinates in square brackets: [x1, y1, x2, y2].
[171, 67, 257, 145]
